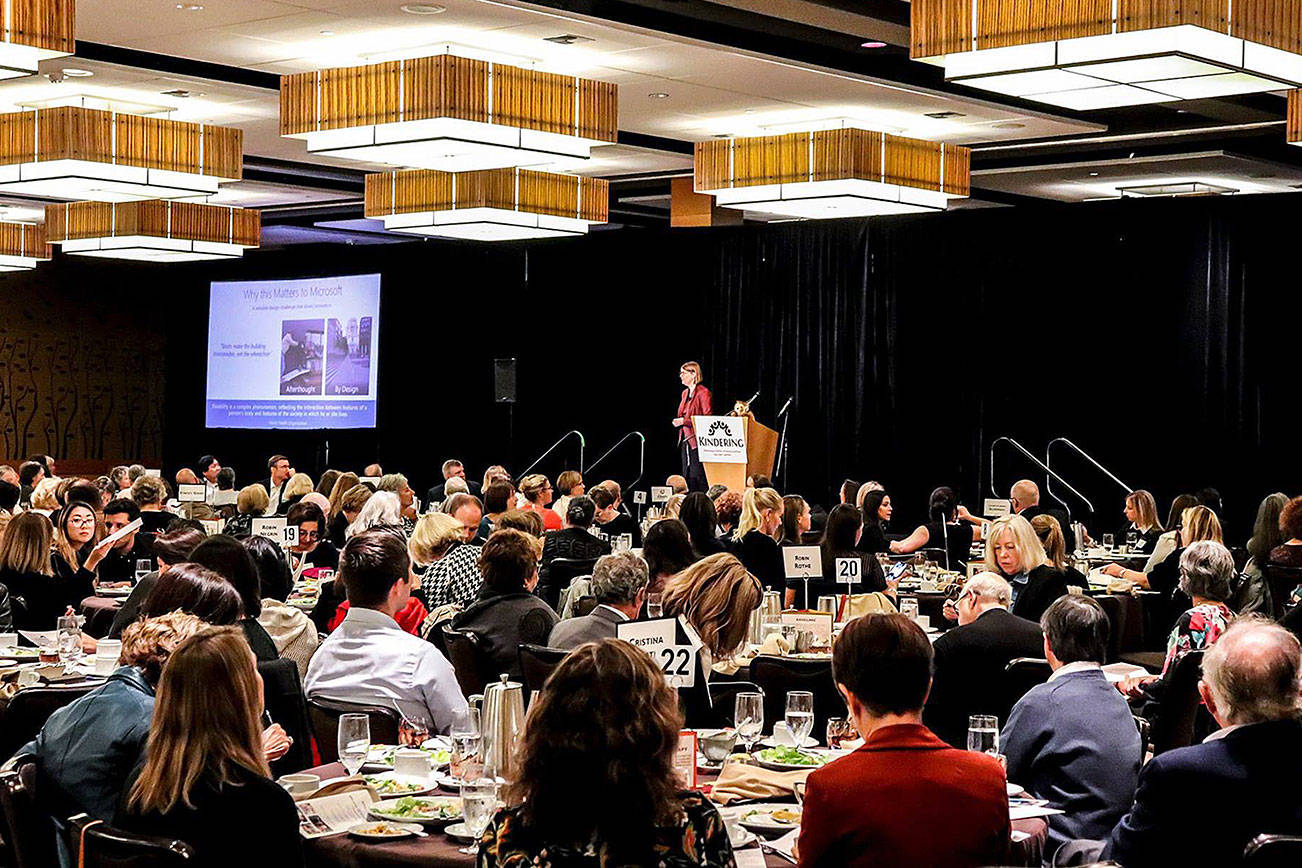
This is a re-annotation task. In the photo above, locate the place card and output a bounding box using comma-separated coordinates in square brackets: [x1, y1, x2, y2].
[781, 610, 834, 644]
[617, 616, 702, 688]
[650, 486, 672, 503]
[176, 483, 207, 503]
[252, 517, 288, 545]
[983, 498, 1012, 519]
[782, 546, 822, 579]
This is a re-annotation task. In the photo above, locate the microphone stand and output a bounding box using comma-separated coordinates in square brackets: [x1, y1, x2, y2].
[774, 397, 793, 487]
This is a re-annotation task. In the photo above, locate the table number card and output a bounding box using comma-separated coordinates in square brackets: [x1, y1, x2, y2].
[633, 490, 648, 504]
[617, 617, 703, 688]
[834, 556, 862, 585]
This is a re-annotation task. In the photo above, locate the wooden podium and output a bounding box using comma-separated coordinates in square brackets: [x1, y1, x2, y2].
[701, 417, 779, 492]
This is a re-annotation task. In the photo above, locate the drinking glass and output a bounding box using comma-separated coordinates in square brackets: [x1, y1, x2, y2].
[646, 592, 663, 619]
[398, 714, 430, 747]
[1126, 530, 1138, 552]
[459, 778, 499, 855]
[967, 715, 999, 756]
[816, 596, 836, 616]
[56, 612, 82, 664]
[785, 691, 814, 746]
[825, 717, 857, 750]
[134, 559, 153, 581]
[1102, 533, 1115, 551]
[450, 707, 482, 782]
[899, 596, 919, 622]
[734, 692, 764, 754]
[337, 713, 371, 777]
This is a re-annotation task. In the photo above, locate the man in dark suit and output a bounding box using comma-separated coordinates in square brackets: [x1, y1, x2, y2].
[258, 454, 292, 516]
[1012, 479, 1075, 552]
[426, 458, 481, 507]
[548, 550, 647, 650]
[924, 573, 1045, 747]
[797, 614, 1011, 868]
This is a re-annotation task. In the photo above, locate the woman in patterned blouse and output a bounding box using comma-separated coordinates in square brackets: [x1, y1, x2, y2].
[478, 638, 735, 868]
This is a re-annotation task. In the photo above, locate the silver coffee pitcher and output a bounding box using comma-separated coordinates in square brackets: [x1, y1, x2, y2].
[468, 673, 525, 781]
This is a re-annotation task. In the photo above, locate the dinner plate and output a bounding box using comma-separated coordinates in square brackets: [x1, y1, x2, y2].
[737, 803, 803, 833]
[96, 586, 134, 597]
[362, 773, 438, 797]
[1007, 783, 1025, 798]
[752, 748, 829, 771]
[0, 648, 39, 659]
[347, 821, 424, 840]
[444, 822, 479, 842]
[368, 796, 463, 828]
[758, 735, 818, 749]
[728, 827, 759, 849]
[363, 744, 451, 772]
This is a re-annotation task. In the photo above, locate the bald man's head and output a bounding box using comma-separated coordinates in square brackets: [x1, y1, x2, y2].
[1201, 618, 1302, 727]
[175, 468, 199, 485]
[1010, 480, 1040, 512]
[666, 475, 688, 494]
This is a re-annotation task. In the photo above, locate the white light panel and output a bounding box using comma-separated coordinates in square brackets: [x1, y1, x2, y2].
[0, 253, 43, 271]
[705, 177, 959, 219]
[377, 206, 597, 241]
[0, 159, 225, 202]
[58, 235, 248, 262]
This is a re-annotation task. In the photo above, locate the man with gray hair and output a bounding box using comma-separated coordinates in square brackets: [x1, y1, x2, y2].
[547, 552, 648, 650]
[924, 572, 1046, 747]
[1095, 618, 1302, 866]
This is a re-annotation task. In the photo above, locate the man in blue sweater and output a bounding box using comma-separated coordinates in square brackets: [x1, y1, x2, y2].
[1001, 594, 1141, 859]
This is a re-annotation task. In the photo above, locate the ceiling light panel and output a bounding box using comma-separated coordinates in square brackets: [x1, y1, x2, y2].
[47, 200, 260, 262]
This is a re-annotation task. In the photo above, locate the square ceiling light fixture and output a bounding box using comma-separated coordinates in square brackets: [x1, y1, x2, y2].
[0, 222, 50, 271]
[911, 1, 1302, 108]
[47, 200, 259, 262]
[0, 0, 74, 80]
[281, 54, 617, 172]
[694, 128, 969, 219]
[364, 167, 608, 241]
[0, 106, 243, 201]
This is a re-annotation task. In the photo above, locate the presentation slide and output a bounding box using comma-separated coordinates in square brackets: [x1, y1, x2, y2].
[205, 274, 381, 429]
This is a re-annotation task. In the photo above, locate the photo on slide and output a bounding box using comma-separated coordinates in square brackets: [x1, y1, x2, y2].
[280, 319, 324, 396]
[325, 316, 372, 396]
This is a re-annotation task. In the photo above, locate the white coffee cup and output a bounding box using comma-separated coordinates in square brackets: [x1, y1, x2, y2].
[393, 748, 430, 779]
[915, 615, 931, 631]
[277, 773, 320, 798]
[95, 639, 122, 672]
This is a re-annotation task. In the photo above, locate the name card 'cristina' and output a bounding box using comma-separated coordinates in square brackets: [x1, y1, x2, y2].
[694, 415, 747, 463]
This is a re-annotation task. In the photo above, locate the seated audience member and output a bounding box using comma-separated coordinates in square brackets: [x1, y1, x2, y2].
[1030, 514, 1087, 587]
[446, 492, 484, 543]
[325, 472, 362, 547]
[426, 459, 481, 506]
[838, 479, 860, 505]
[131, 476, 174, 535]
[856, 489, 892, 555]
[420, 511, 540, 614]
[854, 481, 884, 507]
[890, 486, 974, 572]
[407, 511, 463, 572]
[17, 460, 43, 507]
[439, 476, 469, 513]
[96, 498, 152, 583]
[0, 464, 18, 487]
[376, 473, 417, 533]
[213, 467, 238, 517]
[116, 626, 303, 865]
[188, 536, 279, 661]
[550, 469, 584, 520]
[0, 510, 93, 630]
[1270, 495, 1302, 572]
[924, 573, 1043, 747]
[363, 463, 383, 478]
[1001, 596, 1140, 854]
[643, 518, 696, 596]
[538, 495, 611, 607]
[172, 469, 216, 522]
[713, 490, 743, 540]
[21, 613, 204, 822]
[667, 475, 688, 496]
[279, 471, 314, 514]
[1010, 479, 1075, 552]
[592, 480, 642, 546]
[221, 484, 268, 539]
[1236, 492, 1288, 614]
[481, 639, 733, 866]
[476, 480, 515, 542]
[285, 501, 339, 572]
[729, 487, 785, 592]
[314, 469, 341, 499]
[29, 477, 60, 515]
[305, 529, 466, 731]
[798, 614, 1011, 868]
[345, 490, 404, 540]
[50, 500, 106, 582]
[778, 495, 811, 548]
[1103, 503, 1221, 596]
[548, 552, 649, 650]
[139, 563, 243, 626]
[109, 528, 208, 638]
[795, 503, 884, 608]
[519, 474, 563, 532]
[1122, 489, 1164, 555]
[1097, 618, 1302, 867]
[984, 514, 1068, 622]
[245, 535, 319, 679]
[451, 529, 558, 680]
[680, 491, 727, 557]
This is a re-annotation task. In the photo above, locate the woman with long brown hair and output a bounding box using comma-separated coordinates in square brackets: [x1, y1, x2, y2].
[117, 625, 302, 864]
[480, 638, 734, 866]
[0, 510, 95, 629]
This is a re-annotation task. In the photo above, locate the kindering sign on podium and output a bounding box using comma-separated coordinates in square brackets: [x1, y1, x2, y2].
[694, 416, 748, 463]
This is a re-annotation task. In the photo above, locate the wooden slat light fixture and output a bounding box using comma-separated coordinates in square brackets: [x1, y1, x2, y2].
[0, 0, 74, 80]
[364, 167, 608, 241]
[694, 128, 970, 219]
[0, 106, 243, 201]
[1288, 90, 1302, 146]
[46, 200, 259, 262]
[0, 221, 49, 271]
[281, 54, 617, 172]
[912, 0, 1302, 109]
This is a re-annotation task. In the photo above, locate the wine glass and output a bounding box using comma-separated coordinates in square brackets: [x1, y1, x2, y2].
[459, 777, 498, 855]
[646, 592, 663, 618]
[337, 713, 370, 777]
[734, 691, 764, 754]
[785, 691, 814, 747]
[450, 707, 482, 782]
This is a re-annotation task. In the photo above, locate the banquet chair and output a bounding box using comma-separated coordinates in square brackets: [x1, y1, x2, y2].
[1148, 650, 1209, 755]
[442, 627, 493, 698]
[704, 681, 763, 730]
[539, 558, 598, 611]
[1264, 564, 1302, 619]
[307, 698, 401, 764]
[258, 658, 314, 774]
[1091, 593, 1124, 662]
[0, 684, 98, 761]
[750, 657, 843, 742]
[573, 596, 599, 617]
[0, 760, 58, 868]
[1244, 833, 1302, 866]
[64, 813, 194, 866]
[518, 644, 568, 705]
[1001, 658, 1052, 721]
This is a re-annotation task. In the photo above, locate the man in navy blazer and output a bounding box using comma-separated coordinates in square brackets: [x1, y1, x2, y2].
[1101, 618, 1302, 866]
[1001, 595, 1140, 857]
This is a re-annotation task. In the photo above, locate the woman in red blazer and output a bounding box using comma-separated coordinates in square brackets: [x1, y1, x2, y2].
[673, 361, 712, 492]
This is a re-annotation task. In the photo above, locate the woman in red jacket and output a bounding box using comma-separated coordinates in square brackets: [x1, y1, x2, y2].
[673, 361, 712, 492]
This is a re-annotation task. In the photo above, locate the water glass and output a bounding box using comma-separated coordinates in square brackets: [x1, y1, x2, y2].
[1102, 533, 1115, 551]
[450, 707, 482, 782]
[398, 714, 430, 747]
[646, 592, 663, 619]
[734, 692, 764, 753]
[337, 713, 371, 776]
[816, 596, 837, 616]
[967, 714, 999, 756]
[785, 691, 814, 746]
[459, 778, 499, 855]
[134, 559, 153, 581]
[56, 613, 82, 664]
[899, 596, 919, 622]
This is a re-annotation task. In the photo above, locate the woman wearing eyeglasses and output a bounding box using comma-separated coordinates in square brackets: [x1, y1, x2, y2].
[285, 502, 339, 572]
[673, 361, 712, 493]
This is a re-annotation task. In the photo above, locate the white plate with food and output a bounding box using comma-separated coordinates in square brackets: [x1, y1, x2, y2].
[752, 747, 829, 771]
[1007, 783, 1025, 798]
[443, 822, 479, 842]
[369, 796, 462, 828]
[347, 821, 424, 840]
[759, 735, 818, 749]
[363, 773, 437, 797]
[737, 804, 803, 833]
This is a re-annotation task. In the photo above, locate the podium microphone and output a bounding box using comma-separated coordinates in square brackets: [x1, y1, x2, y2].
[745, 390, 760, 407]
[777, 396, 793, 417]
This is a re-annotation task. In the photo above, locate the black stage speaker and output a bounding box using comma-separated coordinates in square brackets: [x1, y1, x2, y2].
[494, 358, 517, 403]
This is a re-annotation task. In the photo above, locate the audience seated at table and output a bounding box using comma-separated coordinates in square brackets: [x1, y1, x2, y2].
[519, 474, 563, 532]
[729, 487, 785, 592]
[1236, 492, 1288, 613]
[406, 511, 463, 573]
[856, 489, 892, 555]
[924, 573, 1044, 747]
[475, 480, 515, 543]
[1136, 493, 1198, 577]
[0, 510, 96, 630]
[50, 501, 105, 591]
[375, 473, 418, 536]
[549, 551, 649, 650]
[782, 503, 879, 608]
[1030, 515, 1087, 588]
[188, 535, 279, 662]
[450, 528, 558, 681]
[139, 563, 243, 628]
[890, 486, 973, 572]
[244, 535, 319, 679]
[323, 472, 361, 547]
[285, 501, 339, 572]
[798, 613, 1011, 868]
[1000, 595, 1140, 855]
[345, 490, 403, 540]
[1010, 479, 1075, 553]
[481, 638, 734, 867]
[420, 510, 538, 617]
[130, 476, 174, 536]
[96, 498, 152, 584]
[681, 491, 728, 558]
[643, 518, 696, 596]
[305, 529, 466, 732]
[1122, 490, 1164, 555]
[109, 526, 207, 638]
[984, 514, 1068, 623]
[116, 626, 304, 867]
[538, 495, 611, 605]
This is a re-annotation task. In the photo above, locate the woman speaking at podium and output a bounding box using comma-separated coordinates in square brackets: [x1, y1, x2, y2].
[673, 361, 712, 492]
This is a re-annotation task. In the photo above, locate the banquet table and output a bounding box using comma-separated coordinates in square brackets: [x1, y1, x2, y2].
[300, 762, 1047, 867]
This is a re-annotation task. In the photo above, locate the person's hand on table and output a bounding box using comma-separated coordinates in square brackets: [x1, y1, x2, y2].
[889, 540, 904, 554]
[263, 724, 292, 761]
[1101, 564, 1126, 578]
[1116, 675, 1158, 698]
[80, 634, 97, 654]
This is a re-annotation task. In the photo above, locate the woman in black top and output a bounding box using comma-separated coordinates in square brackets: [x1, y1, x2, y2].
[890, 487, 973, 572]
[50, 501, 106, 589]
[642, 519, 696, 596]
[787, 504, 883, 608]
[286, 502, 339, 572]
[778, 495, 812, 548]
[1122, 490, 1164, 554]
[984, 514, 1068, 623]
[856, 489, 892, 555]
[680, 492, 727, 558]
[538, 496, 611, 605]
[729, 487, 785, 593]
[117, 625, 302, 867]
[189, 536, 280, 662]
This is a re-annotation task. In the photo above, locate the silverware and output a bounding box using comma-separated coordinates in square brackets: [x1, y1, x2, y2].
[758, 841, 797, 864]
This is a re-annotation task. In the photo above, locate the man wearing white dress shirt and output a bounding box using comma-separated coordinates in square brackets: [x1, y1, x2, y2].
[305, 528, 467, 732]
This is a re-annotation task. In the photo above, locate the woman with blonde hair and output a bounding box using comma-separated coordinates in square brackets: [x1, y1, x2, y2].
[408, 511, 465, 570]
[985, 513, 1067, 622]
[223, 484, 269, 539]
[326, 472, 360, 519]
[519, 474, 562, 532]
[1030, 514, 1086, 587]
[29, 477, 61, 515]
[729, 486, 784, 592]
[330, 481, 370, 547]
[117, 626, 301, 863]
[551, 469, 584, 520]
[1104, 505, 1223, 595]
[280, 472, 314, 512]
[1123, 490, 1163, 553]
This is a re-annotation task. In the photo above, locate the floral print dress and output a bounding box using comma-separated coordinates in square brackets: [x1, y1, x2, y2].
[1160, 602, 1233, 676]
[477, 792, 737, 868]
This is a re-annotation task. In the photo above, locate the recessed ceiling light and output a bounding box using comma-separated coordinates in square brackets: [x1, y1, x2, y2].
[161, 89, 200, 98]
[924, 110, 965, 119]
[543, 34, 593, 45]
[648, 92, 669, 99]
[400, 4, 445, 13]
[174, 3, 203, 9]
[320, 30, 334, 36]
[991, 121, 1026, 129]
[1089, 172, 1099, 177]
[61, 68, 92, 77]
[860, 41, 888, 49]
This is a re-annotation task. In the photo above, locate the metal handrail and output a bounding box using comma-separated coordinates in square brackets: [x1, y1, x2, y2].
[1046, 439, 1132, 507]
[518, 430, 585, 481]
[583, 431, 646, 491]
[989, 436, 1092, 516]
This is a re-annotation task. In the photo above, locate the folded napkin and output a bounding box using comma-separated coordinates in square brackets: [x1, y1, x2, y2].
[757, 633, 792, 657]
[712, 656, 742, 676]
[708, 757, 812, 805]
